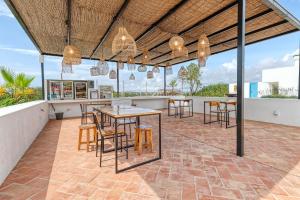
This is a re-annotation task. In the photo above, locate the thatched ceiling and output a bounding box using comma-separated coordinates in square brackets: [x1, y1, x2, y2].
[5, 0, 300, 66]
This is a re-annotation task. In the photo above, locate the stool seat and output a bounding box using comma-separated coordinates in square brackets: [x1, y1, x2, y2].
[134, 126, 154, 155]
[136, 125, 152, 129]
[79, 124, 96, 129]
[100, 129, 125, 137]
[78, 124, 97, 152]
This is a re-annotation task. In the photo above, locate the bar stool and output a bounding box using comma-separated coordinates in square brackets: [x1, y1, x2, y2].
[168, 99, 178, 117]
[134, 125, 154, 155]
[78, 124, 97, 152]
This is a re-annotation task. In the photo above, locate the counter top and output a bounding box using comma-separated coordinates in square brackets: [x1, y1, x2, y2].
[47, 96, 172, 104]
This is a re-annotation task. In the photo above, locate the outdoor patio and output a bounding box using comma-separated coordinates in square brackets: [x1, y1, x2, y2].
[0, 110, 299, 200]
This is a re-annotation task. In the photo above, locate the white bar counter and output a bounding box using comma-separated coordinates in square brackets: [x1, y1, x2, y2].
[48, 96, 170, 119]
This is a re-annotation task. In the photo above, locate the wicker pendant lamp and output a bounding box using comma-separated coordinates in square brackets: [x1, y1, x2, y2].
[61, 59, 73, 73]
[147, 70, 154, 79]
[171, 46, 188, 58]
[142, 50, 150, 64]
[127, 55, 136, 71]
[109, 69, 117, 79]
[129, 73, 135, 80]
[197, 34, 211, 67]
[138, 64, 147, 72]
[97, 48, 109, 75]
[90, 66, 100, 76]
[63, 45, 81, 65]
[177, 66, 188, 79]
[117, 60, 124, 70]
[63, 0, 81, 65]
[166, 62, 173, 75]
[169, 35, 184, 51]
[112, 27, 137, 57]
[152, 65, 160, 73]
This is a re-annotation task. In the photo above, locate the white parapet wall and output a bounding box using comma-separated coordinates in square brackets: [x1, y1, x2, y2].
[189, 96, 300, 127]
[0, 101, 49, 184]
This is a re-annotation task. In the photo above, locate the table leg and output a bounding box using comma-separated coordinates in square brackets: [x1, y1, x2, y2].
[114, 118, 118, 173]
[159, 113, 162, 159]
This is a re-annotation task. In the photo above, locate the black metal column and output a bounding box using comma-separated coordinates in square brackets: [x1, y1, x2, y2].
[236, 0, 245, 157]
[117, 67, 120, 97]
[40, 55, 45, 100]
[298, 41, 300, 99]
[164, 67, 167, 96]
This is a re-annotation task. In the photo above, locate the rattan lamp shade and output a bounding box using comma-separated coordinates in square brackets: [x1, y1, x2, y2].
[172, 46, 189, 58]
[129, 73, 135, 80]
[169, 35, 184, 51]
[142, 50, 150, 64]
[97, 60, 109, 75]
[90, 66, 100, 76]
[166, 62, 173, 75]
[109, 69, 117, 79]
[112, 27, 137, 57]
[178, 66, 187, 79]
[147, 70, 154, 79]
[197, 34, 211, 67]
[117, 61, 124, 70]
[127, 55, 136, 71]
[61, 59, 73, 73]
[138, 64, 147, 72]
[152, 65, 160, 73]
[63, 45, 81, 65]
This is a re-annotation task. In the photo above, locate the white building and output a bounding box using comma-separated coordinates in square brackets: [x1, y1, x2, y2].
[262, 66, 299, 96]
[229, 66, 299, 98]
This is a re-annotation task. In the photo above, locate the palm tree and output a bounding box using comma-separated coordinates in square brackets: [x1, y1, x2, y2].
[0, 67, 35, 96]
[169, 79, 177, 95]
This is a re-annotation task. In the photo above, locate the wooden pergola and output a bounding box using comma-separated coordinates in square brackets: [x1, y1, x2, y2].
[5, 0, 300, 156]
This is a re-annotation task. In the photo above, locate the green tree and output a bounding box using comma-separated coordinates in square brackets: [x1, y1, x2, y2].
[196, 83, 228, 97]
[0, 67, 35, 96]
[186, 63, 201, 95]
[169, 79, 177, 94]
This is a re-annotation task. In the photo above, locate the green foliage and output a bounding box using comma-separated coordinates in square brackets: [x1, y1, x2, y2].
[0, 67, 40, 108]
[261, 94, 297, 99]
[168, 79, 177, 95]
[186, 63, 201, 95]
[195, 83, 228, 97]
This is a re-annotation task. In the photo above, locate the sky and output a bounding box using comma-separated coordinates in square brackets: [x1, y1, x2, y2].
[0, 0, 299, 92]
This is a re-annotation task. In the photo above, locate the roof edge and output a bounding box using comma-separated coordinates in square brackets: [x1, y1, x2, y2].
[262, 0, 300, 30]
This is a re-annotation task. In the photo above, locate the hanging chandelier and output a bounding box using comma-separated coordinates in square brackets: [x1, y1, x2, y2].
[127, 55, 136, 71]
[152, 65, 160, 73]
[197, 34, 211, 67]
[97, 59, 109, 76]
[109, 69, 117, 79]
[63, 0, 81, 65]
[169, 35, 184, 51]
[142, 50, 150, 64]
[117, 60, 124, 70]
[129, 73, 135, 80]
[171, 46, 188, 58]
[61, 59, 73, 73]
[90, 66, 100, 76]
[138, 64, 147, 72]
[147, 70, 154, 79]
[63, 45, 81, 65]
[166, 62, 173, 75]
[97, 49, 109, 75]
[177, 66, 188, 79]
[112, 27, 137, 57]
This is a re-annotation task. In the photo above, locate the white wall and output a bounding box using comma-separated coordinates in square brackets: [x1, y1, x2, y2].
[0, 101, 49, 184]
[262, 66, 299, 96]
[229, 83, 250, 98]
[190, 96, 300, 127]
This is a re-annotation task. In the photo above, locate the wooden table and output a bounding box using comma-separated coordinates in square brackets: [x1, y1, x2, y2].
[94, 105, 162, 173]
[169, 99, 193, 118]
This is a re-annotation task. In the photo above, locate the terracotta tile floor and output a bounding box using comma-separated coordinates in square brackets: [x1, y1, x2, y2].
[0, 110, 300, 200]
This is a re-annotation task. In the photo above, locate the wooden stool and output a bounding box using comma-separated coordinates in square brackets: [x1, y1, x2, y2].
[78, 124, 97, 152]
[134, 125, 154, 155]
